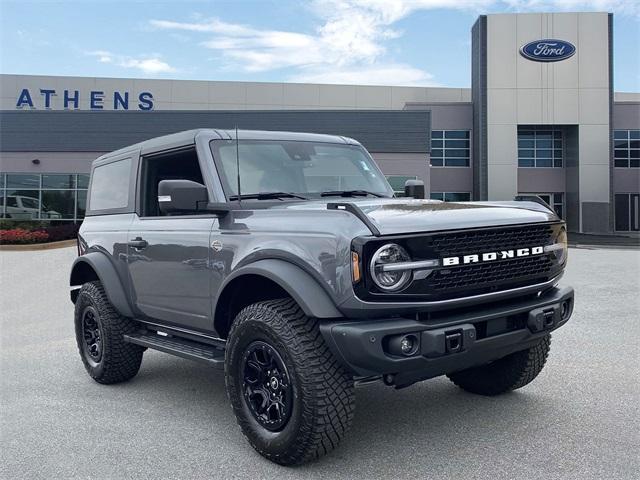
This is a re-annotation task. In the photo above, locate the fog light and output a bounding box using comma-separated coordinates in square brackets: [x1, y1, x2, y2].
[401, 336, 414, 354]
[387, 333, 420, 357]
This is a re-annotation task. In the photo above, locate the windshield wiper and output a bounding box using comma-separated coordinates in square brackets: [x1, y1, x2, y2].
[320, 190, 385, 198]
[229, 191, 308, 201]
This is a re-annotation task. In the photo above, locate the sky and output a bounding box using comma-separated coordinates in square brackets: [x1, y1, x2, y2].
[1, 0, 639, 91]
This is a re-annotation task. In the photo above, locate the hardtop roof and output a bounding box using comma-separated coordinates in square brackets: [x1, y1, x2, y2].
[94, 128, 361, 164]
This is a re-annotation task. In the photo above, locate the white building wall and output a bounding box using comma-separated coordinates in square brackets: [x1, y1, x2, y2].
[485, 12, 611, 232]
[0, 74, 470, 111]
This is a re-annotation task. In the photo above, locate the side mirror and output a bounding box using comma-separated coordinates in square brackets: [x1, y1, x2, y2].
[158, 179, 210, 214]
[404, 179, 425, 199]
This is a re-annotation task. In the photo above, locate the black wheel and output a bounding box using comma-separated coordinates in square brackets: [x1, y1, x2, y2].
[74, 281, 143, 384]
[447, 334, 551, 396]
[225, 299, 355, 465]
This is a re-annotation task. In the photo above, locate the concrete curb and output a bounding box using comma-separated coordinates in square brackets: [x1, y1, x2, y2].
[0, 239, 76, 251]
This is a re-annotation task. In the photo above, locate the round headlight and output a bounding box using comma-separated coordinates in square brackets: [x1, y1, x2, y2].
[370, 243, 412, 291]
[556, 229, 568, 264]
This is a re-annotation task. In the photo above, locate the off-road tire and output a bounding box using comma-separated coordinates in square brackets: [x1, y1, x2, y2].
[74, 281, 143, 384]
[447, 334, 551, 396]
[225, 298, 355, 465]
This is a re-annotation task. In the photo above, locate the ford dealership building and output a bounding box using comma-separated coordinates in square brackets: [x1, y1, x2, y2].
[0, 12, 638, 233]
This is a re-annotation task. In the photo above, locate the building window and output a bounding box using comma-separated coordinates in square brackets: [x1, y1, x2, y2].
[430, 192, 471, 202]
[615, 193, 640, 231]
[520, 192, 564, 218]
[518, 127, 563, 168]
[431, 130, 470, 167]
[386, 175, 417, 196]
[0, 173, 89, 222]
[614, 130, 640, 168]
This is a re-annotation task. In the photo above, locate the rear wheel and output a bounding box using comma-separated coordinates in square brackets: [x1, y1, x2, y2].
[447, 335, 551, 396]
[74, 281, 143, 384]
[225, 298, 355, 465]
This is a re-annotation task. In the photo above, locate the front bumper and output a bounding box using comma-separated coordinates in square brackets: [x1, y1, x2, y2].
[320, 285, 574, 388]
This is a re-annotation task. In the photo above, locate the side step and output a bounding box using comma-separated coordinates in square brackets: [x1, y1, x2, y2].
[124, 331, 225, 367]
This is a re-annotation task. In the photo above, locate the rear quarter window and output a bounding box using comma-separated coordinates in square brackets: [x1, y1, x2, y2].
[89, 158, 132, 211]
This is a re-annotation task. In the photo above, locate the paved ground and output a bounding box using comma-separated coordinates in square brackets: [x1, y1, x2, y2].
[567, 232, 639, 248]
[1, 246, 639, 480]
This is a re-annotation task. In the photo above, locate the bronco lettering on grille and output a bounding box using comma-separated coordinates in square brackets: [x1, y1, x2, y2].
[442, 246, 544, 266]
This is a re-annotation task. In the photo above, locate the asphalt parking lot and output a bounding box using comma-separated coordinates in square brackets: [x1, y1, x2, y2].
[1, 246, 639, 479]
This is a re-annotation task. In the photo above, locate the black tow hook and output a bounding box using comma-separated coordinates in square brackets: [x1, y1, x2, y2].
[445, 332, 463, 354]
[528, 306, 561, 332]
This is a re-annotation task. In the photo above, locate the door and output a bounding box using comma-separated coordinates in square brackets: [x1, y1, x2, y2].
[127, 146, 215, 330]
[127, 216, 215, 329]
[615, 193, 640, 232]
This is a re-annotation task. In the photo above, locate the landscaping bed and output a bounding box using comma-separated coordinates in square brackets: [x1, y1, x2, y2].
[0, 221, 80, 245]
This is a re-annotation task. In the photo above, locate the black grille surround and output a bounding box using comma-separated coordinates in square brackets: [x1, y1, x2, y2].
[354, 222, 565, 302]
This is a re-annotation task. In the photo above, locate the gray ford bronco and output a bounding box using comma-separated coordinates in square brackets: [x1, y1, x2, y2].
[70, 129, 574, 465]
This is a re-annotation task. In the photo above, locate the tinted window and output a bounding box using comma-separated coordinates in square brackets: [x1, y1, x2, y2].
[140, 148, 204, 217]
[42, 174, 75, 189]
[42, 190, 76, 219]
[77, 174, 90, 189]
[89, 158, 131, 211]
[430, 130, 471, 167]
[6, 174, 39, 189]
[77, 190, 87, 219]
[386, 175, 417, 195]
[430, 192, 471, 202]
[518, 127, 563, 168]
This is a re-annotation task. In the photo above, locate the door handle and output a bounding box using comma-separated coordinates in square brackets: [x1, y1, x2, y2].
[128, 237, 148, 249]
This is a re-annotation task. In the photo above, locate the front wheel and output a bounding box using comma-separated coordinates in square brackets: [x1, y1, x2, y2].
[447, 334, 551, 396]
[225, 299, 355, 465]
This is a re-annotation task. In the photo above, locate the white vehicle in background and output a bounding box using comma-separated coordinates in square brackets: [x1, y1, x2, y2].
[2, 194, 61, 219]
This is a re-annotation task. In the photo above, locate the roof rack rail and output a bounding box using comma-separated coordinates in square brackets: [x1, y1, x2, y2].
[327, 202, 381, 236]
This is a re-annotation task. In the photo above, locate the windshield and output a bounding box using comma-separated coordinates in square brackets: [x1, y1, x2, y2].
[210, 140, 393, 199]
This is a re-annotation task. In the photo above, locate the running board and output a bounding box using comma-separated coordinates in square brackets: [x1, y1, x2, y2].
[124, 331, 225, 367]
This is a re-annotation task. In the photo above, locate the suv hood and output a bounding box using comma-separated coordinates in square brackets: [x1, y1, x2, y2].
[283, 198, 558, 235]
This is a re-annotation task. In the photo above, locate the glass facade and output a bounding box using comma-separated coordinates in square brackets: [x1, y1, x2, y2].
[385, 175, 417, 196]
[430, 192, 471, 202]
[518, 127, 563, 168]
[615, 193, 640, 231]
[0, 173, 89, 222]
[614, 130, 640, 168]
[430, 131, 470, 167]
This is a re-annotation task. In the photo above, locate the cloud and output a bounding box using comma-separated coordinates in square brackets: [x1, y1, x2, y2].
[502, 0, 640, 16]
[291, 64, 439, 86]
[86, 50, 176, 74]
[148, 2, 446, 85]
[147, 0, 639, 85]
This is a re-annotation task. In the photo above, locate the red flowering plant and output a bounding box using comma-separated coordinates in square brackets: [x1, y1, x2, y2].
[0, 228, 50, 244]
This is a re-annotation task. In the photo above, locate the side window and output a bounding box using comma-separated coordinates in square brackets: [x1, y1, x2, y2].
[139, 147, 205, 217]
[89, 158, 132, 211]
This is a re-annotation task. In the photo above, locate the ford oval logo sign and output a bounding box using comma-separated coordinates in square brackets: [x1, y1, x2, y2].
[520, 39, 576, 62]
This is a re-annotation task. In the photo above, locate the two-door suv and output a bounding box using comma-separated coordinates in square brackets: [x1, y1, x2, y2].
[70, 129, 574, 465]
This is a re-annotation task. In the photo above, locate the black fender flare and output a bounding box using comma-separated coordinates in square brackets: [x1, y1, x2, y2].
[70, 252, 134, 318]
[215, 259, 343, 319]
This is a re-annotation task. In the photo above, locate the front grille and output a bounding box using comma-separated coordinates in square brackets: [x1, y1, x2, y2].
[430, 254, 554, 291]
[431, 224, 554, 258]
[359, 222, 564, 302]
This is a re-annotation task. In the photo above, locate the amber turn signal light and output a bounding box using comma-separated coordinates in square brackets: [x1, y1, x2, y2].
[351, 251, 361, 283]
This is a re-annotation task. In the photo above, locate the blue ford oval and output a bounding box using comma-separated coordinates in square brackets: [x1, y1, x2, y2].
[520, 39, 576, 62]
